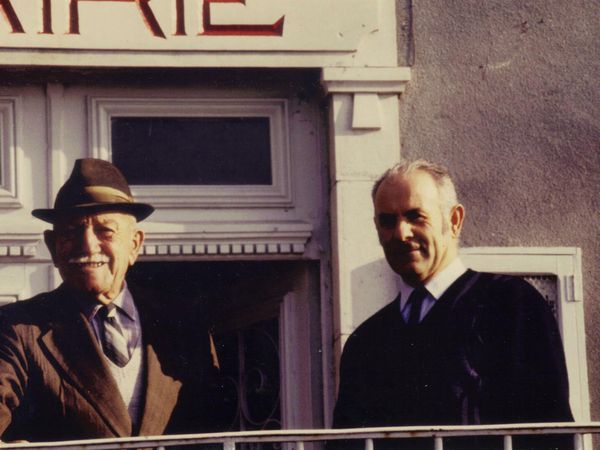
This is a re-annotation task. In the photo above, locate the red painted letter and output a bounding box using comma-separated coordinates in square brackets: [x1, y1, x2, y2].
[69, 0, 165, 38]
[202, 0, 284, 36]
[174, 0, 185, 35]
[0, 0, 24, 33]
[41, 0, 52, 34]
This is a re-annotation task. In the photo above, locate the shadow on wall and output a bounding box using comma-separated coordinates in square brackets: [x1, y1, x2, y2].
[349, 258, 399, 332]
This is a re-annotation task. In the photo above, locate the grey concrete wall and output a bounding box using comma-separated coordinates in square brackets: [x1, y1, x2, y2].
[397, 0, 600, 421]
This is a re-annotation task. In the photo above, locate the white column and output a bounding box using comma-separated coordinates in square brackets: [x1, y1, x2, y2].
[45, 83, 67, 289]
[321, 67, 411, 375]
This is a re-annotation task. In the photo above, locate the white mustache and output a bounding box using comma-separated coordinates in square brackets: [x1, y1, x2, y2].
[68, 255, 109, 264]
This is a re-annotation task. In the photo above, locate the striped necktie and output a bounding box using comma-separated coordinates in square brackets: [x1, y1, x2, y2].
[99, 303, 130, 367]
[407, 287, 428, 325]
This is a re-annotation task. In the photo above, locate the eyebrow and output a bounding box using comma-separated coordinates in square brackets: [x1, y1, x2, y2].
[405, 208, 423, 217]
[377, 208, 423, 217]
[96, 218, 118, 225]
[94, 219, 123, 231]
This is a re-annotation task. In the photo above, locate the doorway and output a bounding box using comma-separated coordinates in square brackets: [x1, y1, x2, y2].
[127, 260, 326, 431]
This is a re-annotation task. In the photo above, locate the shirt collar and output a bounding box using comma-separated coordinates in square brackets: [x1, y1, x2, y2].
[398, 258, 467, 310]
[83, 283, 137, 322]
[111, 283, 137, 321]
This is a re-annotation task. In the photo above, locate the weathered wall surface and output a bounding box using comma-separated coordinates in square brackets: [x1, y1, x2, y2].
[397, 0, 600, 419]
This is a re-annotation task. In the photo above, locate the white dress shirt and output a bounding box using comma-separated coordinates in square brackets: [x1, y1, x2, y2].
[399, 258, 467, 323]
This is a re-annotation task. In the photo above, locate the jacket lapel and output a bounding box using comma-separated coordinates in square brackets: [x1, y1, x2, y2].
[137, 341, 182, 435]
[420, 270, 480, 325]
[136, 292, 182, 436]
[39, 289, 132, 437]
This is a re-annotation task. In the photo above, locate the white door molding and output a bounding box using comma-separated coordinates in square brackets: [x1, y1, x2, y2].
[460, 246, 590, 426]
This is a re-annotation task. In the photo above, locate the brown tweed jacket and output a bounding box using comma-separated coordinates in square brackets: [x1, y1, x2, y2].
[0, 284, 221, 442]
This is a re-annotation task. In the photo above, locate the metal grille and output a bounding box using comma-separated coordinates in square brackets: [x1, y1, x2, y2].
[216, 319, 281, 432]
[522, 275, 559, 318]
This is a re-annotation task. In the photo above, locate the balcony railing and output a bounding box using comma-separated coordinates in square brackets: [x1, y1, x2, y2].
[0, 423, 597, 450]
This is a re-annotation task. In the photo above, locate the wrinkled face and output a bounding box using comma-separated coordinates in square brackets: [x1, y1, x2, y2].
[44, 211, 144, 304]
[373, 170, 464, 286]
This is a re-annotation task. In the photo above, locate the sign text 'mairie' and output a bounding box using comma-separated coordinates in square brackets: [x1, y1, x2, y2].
[0, 0, 285, 38]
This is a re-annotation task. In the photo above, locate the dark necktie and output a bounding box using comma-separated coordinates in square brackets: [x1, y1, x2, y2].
[99, 303, 130, 367]
[407, 287, 428, 325]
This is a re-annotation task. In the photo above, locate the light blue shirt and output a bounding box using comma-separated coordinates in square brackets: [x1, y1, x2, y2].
[399, 258, 467, 323]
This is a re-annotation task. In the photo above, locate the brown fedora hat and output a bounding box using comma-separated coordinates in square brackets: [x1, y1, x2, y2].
[32, 158, 154, 223]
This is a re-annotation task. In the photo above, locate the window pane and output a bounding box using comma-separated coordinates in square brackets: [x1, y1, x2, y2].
[111, 117, 272, 185]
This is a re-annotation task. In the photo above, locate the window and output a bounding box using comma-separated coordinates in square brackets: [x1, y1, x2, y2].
[111, 116, 272, 186]
[0, 97, 20, 208]
[90, 96, 292, 208]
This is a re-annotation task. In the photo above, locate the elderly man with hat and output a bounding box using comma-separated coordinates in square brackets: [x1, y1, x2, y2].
[0, 159, 221, 442]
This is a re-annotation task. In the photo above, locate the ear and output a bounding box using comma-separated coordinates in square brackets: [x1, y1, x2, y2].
[43, 230, 58, 266]
[128, 228, 145, 266]
[449, 204, 465, 238]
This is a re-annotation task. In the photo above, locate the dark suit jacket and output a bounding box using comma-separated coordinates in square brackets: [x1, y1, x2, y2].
[0, 284, 222, 442]
[332, 270, 573, 450]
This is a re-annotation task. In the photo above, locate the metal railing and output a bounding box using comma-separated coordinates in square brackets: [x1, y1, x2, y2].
[0, 423, 597, 450]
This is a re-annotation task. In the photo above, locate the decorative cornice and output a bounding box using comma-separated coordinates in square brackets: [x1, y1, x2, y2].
[141, 242, 306, 257]
[0, 234, 41, 258]
[321, 67, 411, 129]
[140, 221, 313, 258]
[321, 67, 411, 94]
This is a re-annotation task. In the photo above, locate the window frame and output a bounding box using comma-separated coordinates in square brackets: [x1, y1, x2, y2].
[0, 97, 21, 208]
[89, 96, 293, 208]
[460, 246, 590, 425]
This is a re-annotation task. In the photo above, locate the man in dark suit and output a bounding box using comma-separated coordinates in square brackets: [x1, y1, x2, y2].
[0, 159, 221, 442]
[332, 159, 573, 449]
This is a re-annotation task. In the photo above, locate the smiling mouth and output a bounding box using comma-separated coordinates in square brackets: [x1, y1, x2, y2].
[71, 262, 106, 268]
[68, 256, 109, 269]
[397, 244, 420, 254]
[393, 246, 423, 262]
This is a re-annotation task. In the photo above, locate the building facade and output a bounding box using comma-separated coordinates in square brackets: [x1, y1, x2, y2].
[0, 0, 597, 444]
